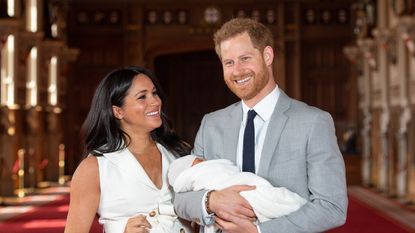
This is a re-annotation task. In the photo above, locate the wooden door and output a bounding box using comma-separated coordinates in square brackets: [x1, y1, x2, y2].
[154, 50, 238, 145]
[300, 40, 354, 143]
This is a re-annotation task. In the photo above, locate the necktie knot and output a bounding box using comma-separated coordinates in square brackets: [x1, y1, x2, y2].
[247, 110, 257, 122]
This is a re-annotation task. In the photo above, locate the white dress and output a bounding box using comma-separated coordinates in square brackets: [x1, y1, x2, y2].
[96, 143, 192, 233]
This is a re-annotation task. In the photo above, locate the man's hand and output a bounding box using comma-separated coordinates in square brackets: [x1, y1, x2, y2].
[209, 185, 256, 220]
[215, 212, 258, 233]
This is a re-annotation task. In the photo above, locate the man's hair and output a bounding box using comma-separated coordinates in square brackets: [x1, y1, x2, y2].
[213, 18, 274, 58]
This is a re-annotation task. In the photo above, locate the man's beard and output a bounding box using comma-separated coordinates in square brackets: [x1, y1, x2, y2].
[225, 66, 269, 101]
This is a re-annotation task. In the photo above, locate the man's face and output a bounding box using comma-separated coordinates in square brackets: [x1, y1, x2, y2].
[220, 32, 270, 102]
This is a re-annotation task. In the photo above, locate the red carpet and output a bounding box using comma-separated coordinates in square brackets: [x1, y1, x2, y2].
[0, 195, 102, 233]
[329, 194, 414, 233]
[0, 193, 413, 233]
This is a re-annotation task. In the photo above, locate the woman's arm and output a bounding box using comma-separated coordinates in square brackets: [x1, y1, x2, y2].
[64, 156, 100, 233]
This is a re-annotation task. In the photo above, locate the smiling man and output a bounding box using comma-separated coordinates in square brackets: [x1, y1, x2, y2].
[174, 18, 348, 233]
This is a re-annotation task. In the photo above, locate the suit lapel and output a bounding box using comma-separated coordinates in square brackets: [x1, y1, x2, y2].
[258, 90, 291, 177]
[223, 103, 242, 163]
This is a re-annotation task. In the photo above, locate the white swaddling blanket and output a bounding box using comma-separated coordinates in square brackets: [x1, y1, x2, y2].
[168, 158, 307, 224]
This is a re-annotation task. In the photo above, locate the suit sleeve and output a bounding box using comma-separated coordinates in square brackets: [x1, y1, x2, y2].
[259, 112, 348, 233]
[174, 116, 213, 225]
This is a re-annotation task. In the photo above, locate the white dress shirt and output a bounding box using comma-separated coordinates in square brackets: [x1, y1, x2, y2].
[237, 86, 280, 173]
[201, 86, 280, 231]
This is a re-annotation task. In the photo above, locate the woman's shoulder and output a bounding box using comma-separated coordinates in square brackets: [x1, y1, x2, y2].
[70, 155, 100, 193]
[73, 156, 99, 179]
[81, 155, 98, 166]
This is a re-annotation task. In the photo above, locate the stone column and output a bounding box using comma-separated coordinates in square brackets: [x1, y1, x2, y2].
[372, 28, 392, 192]
[357, 39, 375, 186]
[395, 17, 414, 198]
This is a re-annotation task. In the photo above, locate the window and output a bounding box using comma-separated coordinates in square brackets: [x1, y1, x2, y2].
[7, 0, 15, 17]
[48, 56, 58, 106]
[26, 47, 38, 107]
[1, 35, 15, 106]
[26, 0, 37, 32]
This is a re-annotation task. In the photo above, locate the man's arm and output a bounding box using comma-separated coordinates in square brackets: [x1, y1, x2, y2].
[174, 115, 256, 227]
[258, 112, 348, 233]
[174, 116, 217, 226]
[174, 190, 209, 225]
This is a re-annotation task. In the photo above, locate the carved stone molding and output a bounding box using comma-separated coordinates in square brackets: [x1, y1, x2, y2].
[372, 28, 393, 44]
[398, 16, 415, 32]
[343, 45, 362, 63]
[357, 38, 377, 69]
[352, 39, 374, 187]
[371, 27, 393, 115]
[398, 16, 415, 55]
[360, 93, 372, 187]
[396, 105, 412, 197]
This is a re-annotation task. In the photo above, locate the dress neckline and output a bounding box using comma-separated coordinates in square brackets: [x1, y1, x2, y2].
[126, 143, 168, 191]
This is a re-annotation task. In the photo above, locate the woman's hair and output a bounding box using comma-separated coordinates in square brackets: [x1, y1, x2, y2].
[81, 66, 191, 157]
[213, 18, 274, 59]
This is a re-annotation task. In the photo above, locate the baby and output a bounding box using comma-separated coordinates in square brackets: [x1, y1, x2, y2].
[168, 155, 307, 232]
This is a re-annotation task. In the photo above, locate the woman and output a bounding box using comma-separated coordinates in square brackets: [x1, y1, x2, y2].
[65, 67, 193, 233]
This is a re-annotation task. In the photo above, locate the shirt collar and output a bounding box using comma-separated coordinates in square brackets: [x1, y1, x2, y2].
[242, 86, 280, 122]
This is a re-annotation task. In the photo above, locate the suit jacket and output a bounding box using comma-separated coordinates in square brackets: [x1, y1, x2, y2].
[174, 90, 348, 233]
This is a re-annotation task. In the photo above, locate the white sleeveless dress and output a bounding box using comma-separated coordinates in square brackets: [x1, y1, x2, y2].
[96, 143, 192, 233]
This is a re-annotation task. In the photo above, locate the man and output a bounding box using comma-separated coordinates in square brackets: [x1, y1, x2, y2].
[174, 18, 347, 233]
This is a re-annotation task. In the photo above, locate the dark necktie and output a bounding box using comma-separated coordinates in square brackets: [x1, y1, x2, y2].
[242, 110, 257, 173]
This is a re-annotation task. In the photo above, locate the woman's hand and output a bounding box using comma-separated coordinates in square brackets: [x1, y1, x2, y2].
[124, 215, 152, 233]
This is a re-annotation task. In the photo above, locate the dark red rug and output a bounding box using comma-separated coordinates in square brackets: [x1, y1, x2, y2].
[0, 195, 102, 233]
[328, 194, 414, 233]
[0, 193, 413, 233]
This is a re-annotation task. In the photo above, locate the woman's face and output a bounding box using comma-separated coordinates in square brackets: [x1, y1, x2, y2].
[113, 74, 162, 134]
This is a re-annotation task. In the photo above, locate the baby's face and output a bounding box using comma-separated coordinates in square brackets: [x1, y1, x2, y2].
[191, 157, 205, 166]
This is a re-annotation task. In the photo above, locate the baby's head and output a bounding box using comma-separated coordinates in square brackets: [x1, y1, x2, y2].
[168, 154, 204, 187]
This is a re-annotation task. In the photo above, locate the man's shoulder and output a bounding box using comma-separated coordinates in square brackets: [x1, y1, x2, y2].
[286, 97, 332, 120]
[204, 101, 240, 119]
